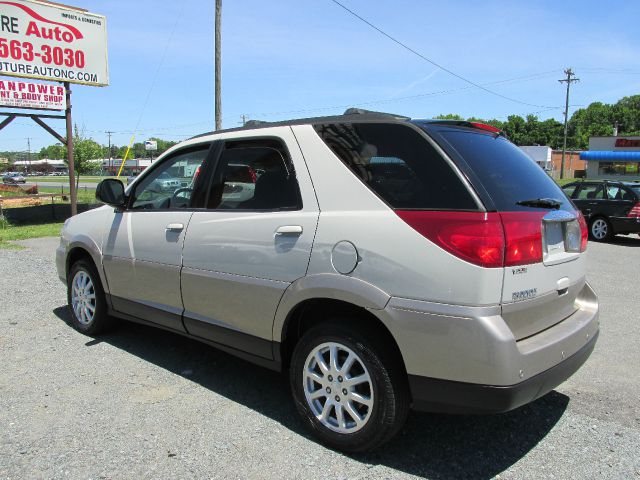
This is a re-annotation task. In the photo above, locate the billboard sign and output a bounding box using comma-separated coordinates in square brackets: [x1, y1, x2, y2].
[144, 140, 157, 151]
[0, 78, 64, 109]
[0, 0, 108, 86]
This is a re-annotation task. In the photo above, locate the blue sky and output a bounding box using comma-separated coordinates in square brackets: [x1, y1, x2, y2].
[2, 0, 639, 152]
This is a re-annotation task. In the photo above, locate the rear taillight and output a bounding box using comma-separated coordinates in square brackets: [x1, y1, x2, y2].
[577, 211, 588, 252]
[628, 202, 640, 218]
[396, 210, 548, 268]
[500, 212, 545, 266]
[396, 211, 504, 268]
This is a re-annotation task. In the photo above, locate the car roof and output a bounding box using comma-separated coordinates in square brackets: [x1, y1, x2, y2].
[568, 180, 639, 185]
[188, 108, 486, 140]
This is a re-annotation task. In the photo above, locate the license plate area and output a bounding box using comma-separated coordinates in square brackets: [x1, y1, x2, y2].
[542, 211, 580, 266]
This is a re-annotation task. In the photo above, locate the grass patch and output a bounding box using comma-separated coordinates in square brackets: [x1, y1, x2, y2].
[0, 185, 96, 208]
[0, 221, 63, 249]
[555, 178, 579, 186]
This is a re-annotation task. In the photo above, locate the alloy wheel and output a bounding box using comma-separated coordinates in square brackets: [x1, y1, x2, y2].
[303, 342, 374, 434]
[71, 270, 96, 325]
[591, 218, 608, 240]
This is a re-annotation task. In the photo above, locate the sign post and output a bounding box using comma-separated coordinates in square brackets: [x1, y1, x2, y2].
[144, 139, 157, 163]
[0, 0, 108, 216]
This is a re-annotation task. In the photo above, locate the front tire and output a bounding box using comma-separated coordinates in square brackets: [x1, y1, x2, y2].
[290, 322, 409, 452]
[589, 217, 613, 242]
[67, 259, 114, 335]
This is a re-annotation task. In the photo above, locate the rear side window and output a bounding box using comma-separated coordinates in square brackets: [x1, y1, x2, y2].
[313, 123, 477, 210]
[576, 184, 604, 200]
[433, 128, 574, 212]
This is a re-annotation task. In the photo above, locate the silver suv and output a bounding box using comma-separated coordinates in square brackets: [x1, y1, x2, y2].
[57, 110, 599, 452]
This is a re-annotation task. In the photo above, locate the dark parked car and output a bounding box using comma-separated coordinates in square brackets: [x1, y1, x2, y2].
[562, 180, 640, 241]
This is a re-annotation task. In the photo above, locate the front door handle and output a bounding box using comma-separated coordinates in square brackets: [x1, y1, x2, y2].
[275, 225, 303, 235]
[165, 223, 184, 232]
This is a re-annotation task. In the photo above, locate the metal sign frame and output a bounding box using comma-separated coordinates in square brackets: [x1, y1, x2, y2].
[0, 80, 77, 214]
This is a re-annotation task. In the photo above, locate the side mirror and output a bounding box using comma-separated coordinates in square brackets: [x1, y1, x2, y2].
[96, 179, 126, 208]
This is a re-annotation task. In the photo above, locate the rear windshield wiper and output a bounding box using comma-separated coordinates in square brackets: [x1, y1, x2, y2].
[516, 198, 562, 209]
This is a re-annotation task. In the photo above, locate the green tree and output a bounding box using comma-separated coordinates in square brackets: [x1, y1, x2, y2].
[435, 113, 465, 120]
[567, 102, 615, 149]
[63, 125, 103, 188]
[38, 144, 66, 160]
[612, 95, 640, 136]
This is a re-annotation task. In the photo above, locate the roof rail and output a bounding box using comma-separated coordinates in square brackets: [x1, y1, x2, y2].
[343, 107, 410, 120]
[243, 119, 271, 128]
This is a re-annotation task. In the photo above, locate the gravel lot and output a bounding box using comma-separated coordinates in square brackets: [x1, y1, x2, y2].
[1, 235, 639, 479]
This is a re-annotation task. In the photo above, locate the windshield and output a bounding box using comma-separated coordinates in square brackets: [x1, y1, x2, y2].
[427, 126, 574, 212]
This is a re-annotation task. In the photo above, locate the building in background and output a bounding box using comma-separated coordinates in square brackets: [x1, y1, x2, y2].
[12, 159, 67, 173]
[519, 146, 587, 179]
[581, 136, 640, 179]
[550, 150, 586, 179]
[519, 146, 552, 171]
[102, 158, 152, 176]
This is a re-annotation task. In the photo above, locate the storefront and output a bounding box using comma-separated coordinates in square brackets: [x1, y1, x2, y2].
[581, 136, 640, 179]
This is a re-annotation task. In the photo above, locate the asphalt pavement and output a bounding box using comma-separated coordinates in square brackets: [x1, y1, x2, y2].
[0, 236, 638, 479]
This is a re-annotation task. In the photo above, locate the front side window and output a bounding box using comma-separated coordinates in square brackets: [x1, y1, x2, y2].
[206, 139, 301, 210]
[130, 146, 210, 210]
[562, 184, 578, 199]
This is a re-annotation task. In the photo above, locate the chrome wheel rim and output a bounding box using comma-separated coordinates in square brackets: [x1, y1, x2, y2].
[303, 342, 374, 434]
[71, 270, 96, 325]
[591, 219, 608, 240]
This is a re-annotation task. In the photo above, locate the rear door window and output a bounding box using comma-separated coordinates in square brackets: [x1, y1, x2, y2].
[576, 184, 604, 200]
[313, 123, 477, 210]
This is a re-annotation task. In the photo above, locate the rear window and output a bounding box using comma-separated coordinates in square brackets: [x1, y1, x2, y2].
[433, 128, 574, 212]
[313, 123, 477, 210]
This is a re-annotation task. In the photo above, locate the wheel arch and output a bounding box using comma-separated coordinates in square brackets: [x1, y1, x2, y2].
[66, 240, 109, 294]
[277, 297, 408, 383]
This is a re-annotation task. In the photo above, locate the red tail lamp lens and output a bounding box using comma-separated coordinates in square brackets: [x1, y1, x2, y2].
[577, 211, 588, 251]
[628, 202, 640, 218]
[470, 122, 502, 134]
[396, 211, 505, 268]
[396, 210, 549, 268]
[500, 212, 545, 266]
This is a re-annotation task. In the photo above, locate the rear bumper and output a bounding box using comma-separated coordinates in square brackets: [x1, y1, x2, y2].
[611, 216, 640, 234]
[408, 330, 598, 414]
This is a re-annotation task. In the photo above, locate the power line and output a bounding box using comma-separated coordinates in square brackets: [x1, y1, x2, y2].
[328, 0, 558, 109]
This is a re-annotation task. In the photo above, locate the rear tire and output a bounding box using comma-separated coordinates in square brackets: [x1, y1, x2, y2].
[67, 259, 114, 335]
[290, 321, 409, 452]
[589, 217, 613, 242]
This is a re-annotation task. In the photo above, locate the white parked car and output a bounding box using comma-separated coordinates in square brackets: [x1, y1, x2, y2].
[57, 110, 599, 452]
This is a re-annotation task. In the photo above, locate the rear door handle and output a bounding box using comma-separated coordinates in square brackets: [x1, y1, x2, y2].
[165, 223, 184, 232]
[275, 225, 303, 235]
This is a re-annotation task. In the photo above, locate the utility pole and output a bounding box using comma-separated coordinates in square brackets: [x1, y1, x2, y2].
[106, 130, 114, 175]
[26, 137, 31, 174]
[240, 114, 247, 126]
[558, 68, 579, 179]
[65, 82, 77, 217]
[215, 0, 222, 131]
